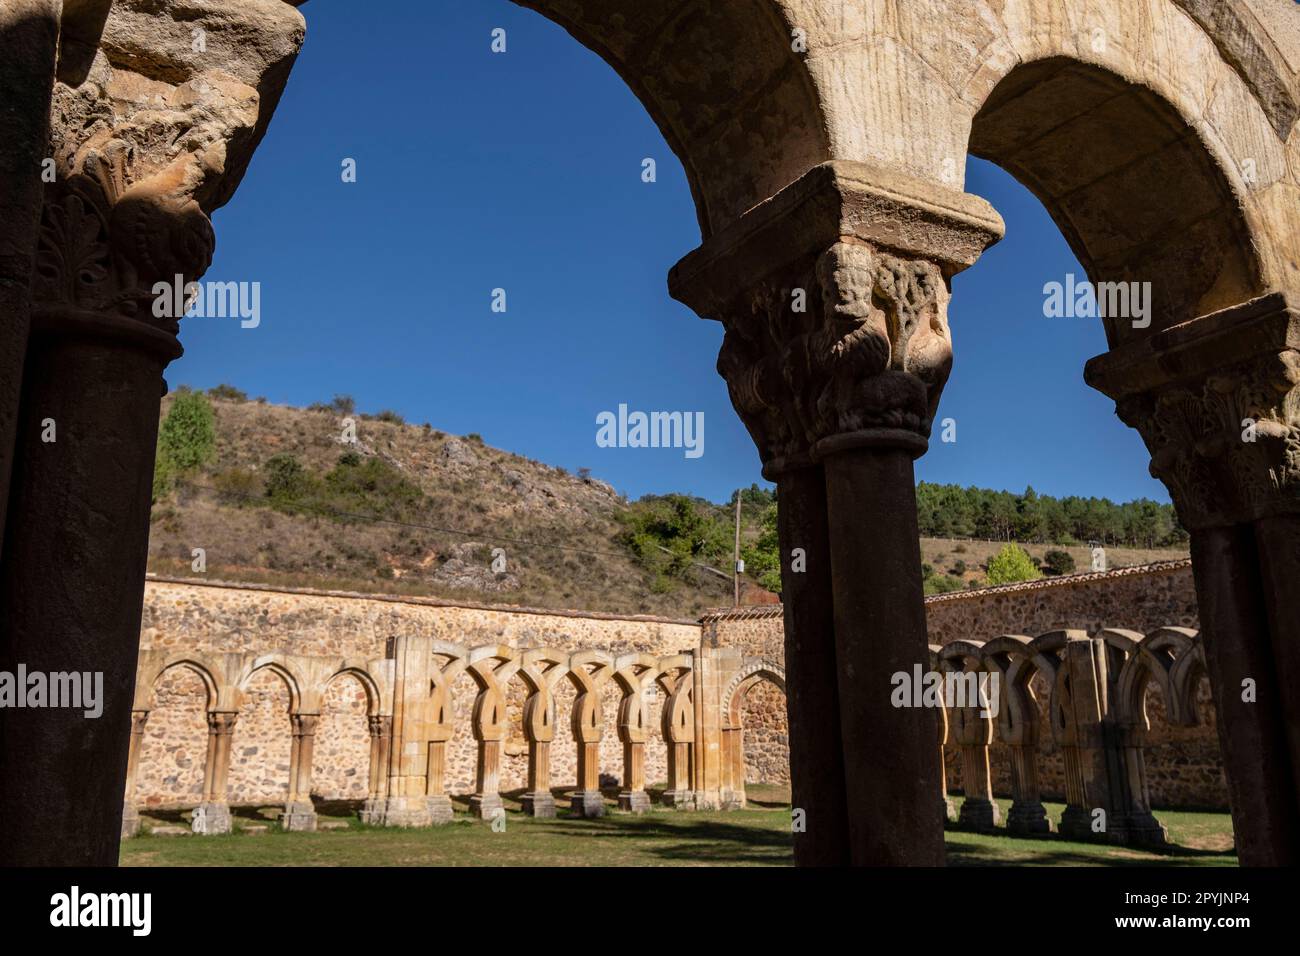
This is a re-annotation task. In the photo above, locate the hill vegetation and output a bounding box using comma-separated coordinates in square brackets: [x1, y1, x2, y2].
[147, 388, 1190, 612]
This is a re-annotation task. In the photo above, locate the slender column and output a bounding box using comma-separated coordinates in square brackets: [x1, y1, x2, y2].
[359, 714, 392, 824]
[956, 742, 999, 832]
[570, 691, 604, 817]
[469, 688, 505, 820]
[521, 691, 556, 818]
[1006, 743, 1050, 834]
[120, 710, 150, 838]
[617, 692, 651, 813]
[661, 682, 696, 809]
[282, 713, 319, 831]
[424, 731, 454, 824]
[193, 712, 237, 835]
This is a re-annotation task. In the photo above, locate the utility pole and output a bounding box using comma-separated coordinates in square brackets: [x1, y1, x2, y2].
[733, 492, 743, 606]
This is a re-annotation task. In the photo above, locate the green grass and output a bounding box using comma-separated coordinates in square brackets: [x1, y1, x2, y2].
[121, 789, 1237, 867]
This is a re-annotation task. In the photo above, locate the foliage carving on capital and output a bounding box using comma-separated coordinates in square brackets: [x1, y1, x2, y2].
[1117, 352, 1300, 528]
[716, 241, 953, 468]
[34, 138, 215, 333]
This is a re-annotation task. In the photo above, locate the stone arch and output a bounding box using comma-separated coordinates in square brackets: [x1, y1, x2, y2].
[720, 660, 787, 806]
[968, 55, 1265, 341]
[134, 661, 212, 810]
[228, 663, 297, 807]
[148, 658, 220, 712]
[312, 670, 373, 804]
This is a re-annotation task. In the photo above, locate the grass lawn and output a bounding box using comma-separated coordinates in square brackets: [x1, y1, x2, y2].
[121, 787, 1237, 867]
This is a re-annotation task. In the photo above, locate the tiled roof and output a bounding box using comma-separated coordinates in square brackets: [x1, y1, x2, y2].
[698, 558, 1193, 623]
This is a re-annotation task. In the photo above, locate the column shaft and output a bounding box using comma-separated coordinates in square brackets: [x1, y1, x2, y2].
[822, 445, 944, 865]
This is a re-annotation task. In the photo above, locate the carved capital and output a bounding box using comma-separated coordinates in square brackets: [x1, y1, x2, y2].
[671, 160, 1001, 474]
[1117, 351, 1300, 529]
[718, 240, 953, 470]
[206, 711, 238, 736]
[1088, 293, 1300, 529]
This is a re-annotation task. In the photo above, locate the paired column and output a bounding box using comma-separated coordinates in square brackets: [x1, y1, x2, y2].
[469, 687, 505, 820]
[670, 160, 1004, 865]
[521, 691, 556, 817]
[194, 712, 237, 835]
[661, 682, 695, 809]
[617, 692, 651, 813]
[1088, 293, 1300, 864]
[570, 691, 605, 817]
[359, 715, 392, 824]
[283, 713, 319, 831]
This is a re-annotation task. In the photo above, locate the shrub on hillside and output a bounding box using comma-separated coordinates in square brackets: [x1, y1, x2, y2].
[986, 544, 1043, 585]
[1043, 549, 1076, 576]
[207, 383, 248, 402]
[153, 390, 216, 501]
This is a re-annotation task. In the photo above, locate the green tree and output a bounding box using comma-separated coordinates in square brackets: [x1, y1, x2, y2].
[986, 543, 1043, 585]
[1043, 549, 1076, 576]
[153, 389, 216, 500]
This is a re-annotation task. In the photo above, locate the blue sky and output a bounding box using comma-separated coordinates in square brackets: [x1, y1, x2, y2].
[171, 0, 1168, 505]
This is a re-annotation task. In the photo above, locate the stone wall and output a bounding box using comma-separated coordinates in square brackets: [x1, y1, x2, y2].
[135, 577, 700, 809]
[134, 559, 1225, 813]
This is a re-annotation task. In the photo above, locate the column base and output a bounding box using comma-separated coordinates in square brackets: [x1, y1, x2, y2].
[281, 801, 318, 832]
[942, 794, 957, 824]
[376, 796, 432, 828]
[121, 803, 140, 839]
[427, 794, 455, 825]
[1113, 812, 1170, 847]
[570, 790, 605, 817]
[521, 791, 556, 818]
[1058, 805, 1098, 841]
[359, 798, 384, 825]
[618, 790, 651, 813]
[469, 793, 504, 820]
[691, 790, 724, 811]
[1007, 800, 1053, 835]
[191, 802, 232, 835]
[720, 789, 746, 810]
[957, 797, 1000, 832]
[662, 790, 696, 810]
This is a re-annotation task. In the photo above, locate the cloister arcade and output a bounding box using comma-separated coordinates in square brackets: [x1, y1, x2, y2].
[1, 1, 1298, 865]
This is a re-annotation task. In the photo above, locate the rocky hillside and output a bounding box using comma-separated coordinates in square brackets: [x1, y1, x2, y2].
[147, 389, 1190, 617]
[147, 392, 734, 617]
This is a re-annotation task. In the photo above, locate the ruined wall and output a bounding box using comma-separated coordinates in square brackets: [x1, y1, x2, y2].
[136, 577, 699, 809]
[135, 560, 1224, 812]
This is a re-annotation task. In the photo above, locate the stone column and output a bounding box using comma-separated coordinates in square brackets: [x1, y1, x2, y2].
[1006, 743, 1051, 835]
[670, 161, 1003, 865]
[570, 691, 604, 817]
[952, 691, 1000, 833]
[469, 687, 505, 821]
[521, 691, 556, 818]
[617, 691, 651, 813]
[1056, 638, 1110, 842]
[120, 709, 150, 838]
[424, 729, 455, 825]
[0, 0, 61, 554]
[379, 635, 435, 827]
[661, 682, 695, 810]
[359, 714, 392, 824]
[773, 464, 848, 862]
[194, 712, 237, 835]
[283, 713, 319, 832]
[0, 0, 302, 865]
[1087, 293, 1300, 864]
[719, 726, 746, 809]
